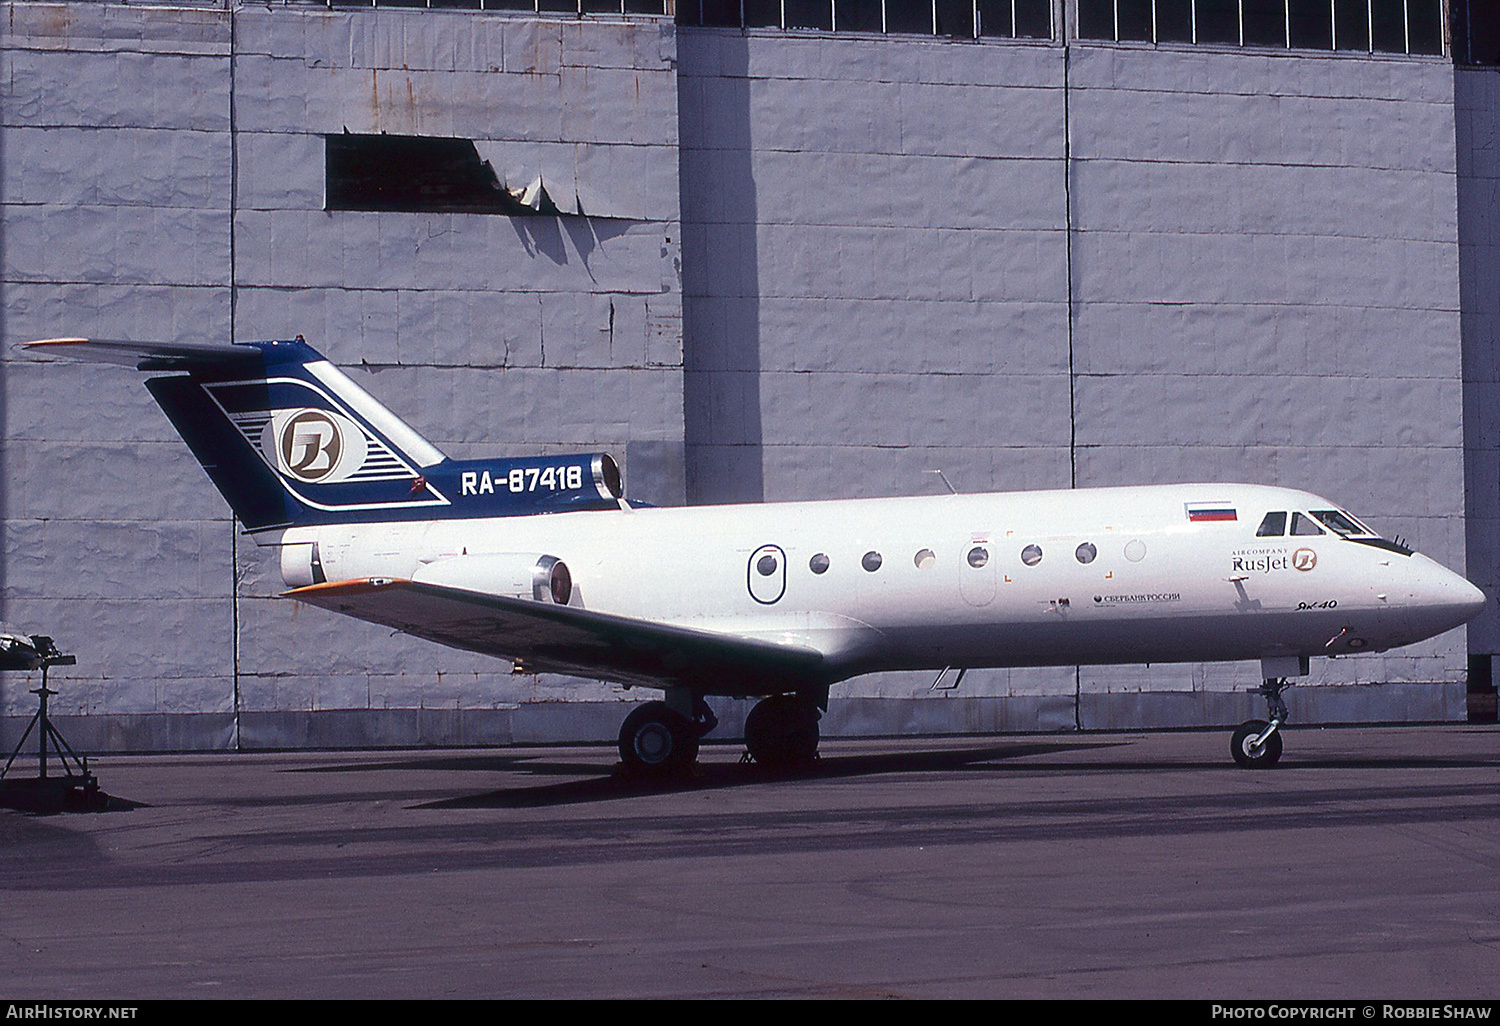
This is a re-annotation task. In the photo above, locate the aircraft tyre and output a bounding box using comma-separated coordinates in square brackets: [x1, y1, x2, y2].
[1230, 719, 1283, 769]
[619, 701, 700, 777]
[744, 693, 820, 770]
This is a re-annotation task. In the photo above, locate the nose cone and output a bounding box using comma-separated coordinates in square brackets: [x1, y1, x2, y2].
[1408, 555, 1486, 638]
[1457, 577, 1487, 621]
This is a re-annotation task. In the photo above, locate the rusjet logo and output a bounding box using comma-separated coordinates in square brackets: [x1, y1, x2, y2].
[1231, 547, 1318, 574]
[259, 408, 369, 484]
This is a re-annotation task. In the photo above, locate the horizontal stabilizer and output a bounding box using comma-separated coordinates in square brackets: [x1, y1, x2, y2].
[25, 337, 263, 371]
[27, 334, 626, 530]
[286, 577, 826, 693]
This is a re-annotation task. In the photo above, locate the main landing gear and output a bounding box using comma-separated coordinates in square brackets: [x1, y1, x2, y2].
[618, 694, 718, 778]
[616, 690, 825, 777]
[743, 693, 822, 771]
[1231, 678, 1291, 769]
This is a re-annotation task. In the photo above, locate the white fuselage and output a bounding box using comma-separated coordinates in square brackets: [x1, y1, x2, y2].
[278, 483, 1483, 690]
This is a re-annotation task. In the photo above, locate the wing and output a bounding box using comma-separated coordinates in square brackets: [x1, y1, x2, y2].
[285, 577, 826, 694]
[24, 337, 261, 371]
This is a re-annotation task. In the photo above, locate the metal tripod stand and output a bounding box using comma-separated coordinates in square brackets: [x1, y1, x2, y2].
[0, 638, 102, 810]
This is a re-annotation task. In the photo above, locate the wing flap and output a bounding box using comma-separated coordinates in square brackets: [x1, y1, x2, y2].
[286, 578, 825, 692]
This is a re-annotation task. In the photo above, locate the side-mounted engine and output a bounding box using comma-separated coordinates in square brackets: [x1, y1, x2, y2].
[415, 553, 573, 605]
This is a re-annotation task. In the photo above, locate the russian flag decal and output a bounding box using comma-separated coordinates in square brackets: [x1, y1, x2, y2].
[1186, 503, 1237, 523]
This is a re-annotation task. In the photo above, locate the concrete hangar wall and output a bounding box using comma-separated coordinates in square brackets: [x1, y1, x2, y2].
[0, 0, 1490, 750]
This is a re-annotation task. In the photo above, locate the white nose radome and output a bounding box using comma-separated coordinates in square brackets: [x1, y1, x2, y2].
[1406, 555, 1486, 639]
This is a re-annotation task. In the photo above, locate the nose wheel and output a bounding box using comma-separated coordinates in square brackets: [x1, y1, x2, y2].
[1231, 718, 1284, 768]
[1231, 678, 1290, 769]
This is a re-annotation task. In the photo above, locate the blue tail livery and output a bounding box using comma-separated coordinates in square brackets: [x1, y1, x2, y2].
[25, 337, 625, 531]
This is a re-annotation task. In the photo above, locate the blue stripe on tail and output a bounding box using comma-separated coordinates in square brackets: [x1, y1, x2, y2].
[140, 339, 625, 531]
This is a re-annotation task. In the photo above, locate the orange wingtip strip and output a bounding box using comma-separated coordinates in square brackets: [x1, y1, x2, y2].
[24, 338, 91, 347]
[282, 577, 413, 599]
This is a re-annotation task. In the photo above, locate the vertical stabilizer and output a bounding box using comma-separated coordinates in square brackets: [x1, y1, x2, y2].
[27, 337, 450, 531]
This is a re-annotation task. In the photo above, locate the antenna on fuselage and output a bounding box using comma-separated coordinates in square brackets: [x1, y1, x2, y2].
[927, 470, 958, 495]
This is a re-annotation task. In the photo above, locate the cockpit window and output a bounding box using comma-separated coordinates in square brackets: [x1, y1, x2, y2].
[1255, 512, 1287, 537]
[1311, 510, 1370, 537]
[1290, 512, 1326, 536]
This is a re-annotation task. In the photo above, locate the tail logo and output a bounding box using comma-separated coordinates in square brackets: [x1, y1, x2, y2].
[260, 409, 369, 485]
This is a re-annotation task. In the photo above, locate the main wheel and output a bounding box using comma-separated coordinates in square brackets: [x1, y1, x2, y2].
[744, 693, 821, 770]
[618, 701, 699, 777]
[1230, 719, 1283, 769]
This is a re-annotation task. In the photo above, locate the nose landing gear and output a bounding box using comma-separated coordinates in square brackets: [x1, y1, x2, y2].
[1231, 677, 1291, 769]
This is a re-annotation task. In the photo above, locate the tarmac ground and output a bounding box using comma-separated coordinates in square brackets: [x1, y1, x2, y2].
[1, 724, 1498, 999]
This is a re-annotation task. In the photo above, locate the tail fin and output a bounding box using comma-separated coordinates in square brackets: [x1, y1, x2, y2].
[27, 337, 450, 532]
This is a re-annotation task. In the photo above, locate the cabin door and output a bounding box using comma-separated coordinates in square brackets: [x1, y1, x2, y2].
[959, 537, 997, 607]
[747, 544, 787, 605]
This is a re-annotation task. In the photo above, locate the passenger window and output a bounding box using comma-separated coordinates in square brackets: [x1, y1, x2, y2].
[809, 553, 830, 575]
[1256, 512, 1287, 537]
[914, 548, 936, 570]
[966, 546, 989, 568]
[862, 551, 883, 572]
[1290, 513, 1325, 536]
[1076, 542, 1097, 564]
[1020, 544, 1042, 566]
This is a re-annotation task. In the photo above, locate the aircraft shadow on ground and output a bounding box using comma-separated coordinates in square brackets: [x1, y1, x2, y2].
[972, 756, 1500, 773]
[286, 753, 566, 776]
[276, 738, 1500, 812]
[412, 740, 1126, 810]
[283, 742, 1113, 787]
